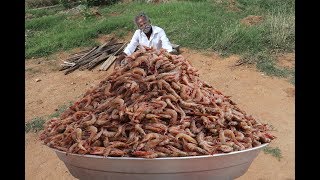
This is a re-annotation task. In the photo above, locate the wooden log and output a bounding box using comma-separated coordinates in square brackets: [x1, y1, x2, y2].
[77, 52, 106, 70]
[63, 61, 76, 66]
[114, 44, 126, 55]
[74, 46, 99, 64]
[102, 44, 121, 54]
[86, 43, 126, 70]
[64, 45, 110, 73]
[64, 63, 81, 75]
[95, 37, 116, 52]
[87, 53, 112, 70]
[59, 65, 71, 71]
[66, 38, 115, 63]
[100, 42, 124, 51]
[64, 53, 86, 63]
[80, 44, 121, 70]
[64, 52, 101, 74]
[62, 38, 128, 74]
[77, 51, 104, 65]
[79, 53, 109, 70]
[99, 42, 128, 71]
[99, 56, 117, 71]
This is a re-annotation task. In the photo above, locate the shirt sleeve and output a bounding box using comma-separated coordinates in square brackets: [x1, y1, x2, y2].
[159, 29, 173, 53]
[123, 30, 140, 55]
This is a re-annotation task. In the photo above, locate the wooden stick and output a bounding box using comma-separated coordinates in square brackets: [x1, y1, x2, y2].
[63, 61, 76, 66]
[87, 53, 112, 70]
[99, 56, 116, 71]
[80, 53, 110, 70]
[95, 37, 116, 52]
[86, 42, 126, 70]
[75, 46, 99, 63]
[59, 65, 71, 71]
[63, 53, 85, 62]
[99, 42, 127, 71]
[77, 52, 106, 70]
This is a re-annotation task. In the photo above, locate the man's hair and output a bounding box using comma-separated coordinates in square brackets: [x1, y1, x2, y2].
[134, 12, 151, 27]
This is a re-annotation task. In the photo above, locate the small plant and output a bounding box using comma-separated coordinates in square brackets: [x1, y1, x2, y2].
[26, 102, 73, 133]
[60, 0, 72, 8]
[26, 0, 60, 8]
[263, 146, 282, 161]
[47, 104, 69, 119]
[290, 75, 295, 85]
[25, 117, 46, 133]
[81, 6, 94, 19]
[83, 0, 117, 7]
[264, 123, 277, 131]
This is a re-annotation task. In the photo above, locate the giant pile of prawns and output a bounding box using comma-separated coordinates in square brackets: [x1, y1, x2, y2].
[40, 46, 275, 158]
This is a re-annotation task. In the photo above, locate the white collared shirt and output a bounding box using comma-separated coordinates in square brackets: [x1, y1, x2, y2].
[123, 25, 173, 55]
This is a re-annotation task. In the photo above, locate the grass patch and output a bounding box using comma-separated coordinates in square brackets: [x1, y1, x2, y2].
[25, 11, 131, 58]
[255, 54, 293, 78]
[26, 0, 60, 8]
[289, 74, 295, 85]
[240, 51, 295, 83]
[26, 6, 65, 18]
[263, 146, 283, 161]
[26, 14, 68, 30]
[25, 0, 294, 79]
[25, 117, 46, 133]
[25, 102, 73, 133]
[47, 104, 69, 119]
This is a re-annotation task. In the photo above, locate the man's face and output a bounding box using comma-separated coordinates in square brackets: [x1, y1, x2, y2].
[137, 17, 151, 34]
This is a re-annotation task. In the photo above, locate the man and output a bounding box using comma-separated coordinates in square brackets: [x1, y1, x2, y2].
[114, 12, 176, 67]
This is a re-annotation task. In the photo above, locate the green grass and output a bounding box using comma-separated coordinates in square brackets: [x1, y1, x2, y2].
[25, 0, 294, 81]
[25, 102, 72, 133]
[26, 0, 60, 8]
[247, 51, 294, 78]
[47, 104, 70, 119]
[25, 6, 65, 18]
[263, 146, 283, 161]
[25, 117, 46, 133]
[290, 74, 295, 85]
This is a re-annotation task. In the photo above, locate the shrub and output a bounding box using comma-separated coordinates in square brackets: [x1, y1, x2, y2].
[83, 0, 119, 7]
[26, 0, 60, 8]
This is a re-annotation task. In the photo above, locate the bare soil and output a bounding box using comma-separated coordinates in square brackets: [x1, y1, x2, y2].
[25, 46, 295, 180]
[240, 15, 264, 26]
[227, 0, 241, 12]
[276, 52, 295, 69]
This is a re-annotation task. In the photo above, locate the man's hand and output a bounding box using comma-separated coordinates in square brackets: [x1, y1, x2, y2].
[114, 53, 126, 69]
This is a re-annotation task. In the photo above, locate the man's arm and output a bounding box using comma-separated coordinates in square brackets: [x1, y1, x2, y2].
[123, 30, 140, 55]
[159, 29, 173, 53]
[114, 30, 140, 69]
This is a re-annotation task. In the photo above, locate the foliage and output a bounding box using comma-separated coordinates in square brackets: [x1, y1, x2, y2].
[60, 0, 73, 8]
[263, 146, 283, 161]
[25, 117, 46, 133]
[26, 0, 60, 8]
[25, 102, 72, 133]
[82, 0, 119, 7]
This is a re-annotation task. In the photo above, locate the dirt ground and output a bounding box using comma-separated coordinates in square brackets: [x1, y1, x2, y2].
[25, 44, 295, 179]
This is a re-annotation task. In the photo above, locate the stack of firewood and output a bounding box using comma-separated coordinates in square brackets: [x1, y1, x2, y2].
[60, 38, 127, 75]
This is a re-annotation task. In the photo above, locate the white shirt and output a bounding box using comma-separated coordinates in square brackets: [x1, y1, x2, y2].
[123, 25, 173, 55]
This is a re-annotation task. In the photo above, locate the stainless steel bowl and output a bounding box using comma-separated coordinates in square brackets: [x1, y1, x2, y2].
[53, 143, 268, 180]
